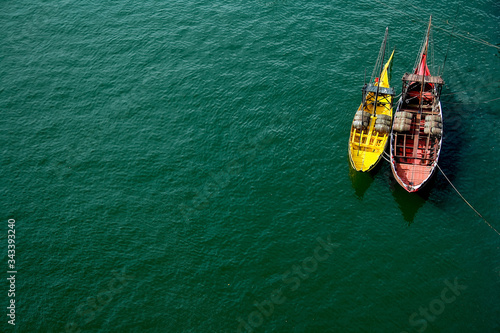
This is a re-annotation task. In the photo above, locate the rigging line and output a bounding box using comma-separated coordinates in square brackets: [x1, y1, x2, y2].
[431, 28, 435, 72]
[373, 27, 389, 117]
[432, 25, 500, 50]
[436, 164, 500, 237]
[439, 23, 496, 48]
[382, 151, 391, 163]
[440, 5, 459, 76]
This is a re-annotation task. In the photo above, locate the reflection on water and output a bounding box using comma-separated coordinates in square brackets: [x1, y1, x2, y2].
[348, 153, 436, 223]
[390, 175, 433, 224]
[349, 165, 375, 199]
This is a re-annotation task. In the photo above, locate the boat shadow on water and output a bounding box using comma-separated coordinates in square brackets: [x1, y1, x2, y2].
[426, 93, 467, 200]
[390, 173, 432, 224]
[348, 91, 468, 223]
[348, 152, 432, 224]
[389, 92, 467, 224]
[348, 157, 383, 199]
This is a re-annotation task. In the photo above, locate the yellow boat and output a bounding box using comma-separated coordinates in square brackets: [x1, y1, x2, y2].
[349, 28, 395, 172]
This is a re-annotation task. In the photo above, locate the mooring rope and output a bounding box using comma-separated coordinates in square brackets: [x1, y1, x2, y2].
[432, 25, 500, 50]
[382, 151, 391, 163]
[382, 152, 498, 235]
[436, 164, 500, 236]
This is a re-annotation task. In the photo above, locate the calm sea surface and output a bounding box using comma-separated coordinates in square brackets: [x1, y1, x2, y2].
[1, 0, 499, 332]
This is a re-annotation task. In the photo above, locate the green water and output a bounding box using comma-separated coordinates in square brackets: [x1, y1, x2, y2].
[1, 0, 499, 332]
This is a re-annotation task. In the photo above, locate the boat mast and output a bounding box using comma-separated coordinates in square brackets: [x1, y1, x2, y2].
[372, 27, 389, 117]
[418, 16, 432, 114]
[362, 68, 367, 109]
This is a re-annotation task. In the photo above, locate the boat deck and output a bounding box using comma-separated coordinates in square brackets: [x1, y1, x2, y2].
[392, 104, 441, 189]
[350, 116, 389, 171]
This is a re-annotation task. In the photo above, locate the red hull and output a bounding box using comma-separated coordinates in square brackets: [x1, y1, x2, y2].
[389, 16, 444, 192]
[390, 98, 443, 192]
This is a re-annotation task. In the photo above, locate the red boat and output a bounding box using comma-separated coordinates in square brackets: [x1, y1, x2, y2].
[390, 17, 445, 192]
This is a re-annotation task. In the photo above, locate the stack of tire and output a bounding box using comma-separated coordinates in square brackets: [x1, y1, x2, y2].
[393, 111, 412, 132]
[374, 114, 391, 134]
[424, 114, 442, 137]
[353, 110, 370, 130]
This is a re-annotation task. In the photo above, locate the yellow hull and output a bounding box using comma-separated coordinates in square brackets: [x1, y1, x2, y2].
[349, 50, 394, 172]
[348, 104, 392, 172]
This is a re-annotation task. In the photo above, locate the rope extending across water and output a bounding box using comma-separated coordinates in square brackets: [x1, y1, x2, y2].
[382, 152, 498, 236]
[436, 164, 500, 236]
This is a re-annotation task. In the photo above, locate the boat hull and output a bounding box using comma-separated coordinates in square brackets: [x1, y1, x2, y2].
[390, 98, 443, 192]
[349, 108, 391, 172]
[349, 49, 395, 172]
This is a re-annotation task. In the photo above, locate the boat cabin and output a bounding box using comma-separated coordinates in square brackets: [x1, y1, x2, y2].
[401, 73, 444, 105]
[362, 83, 395, 108]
